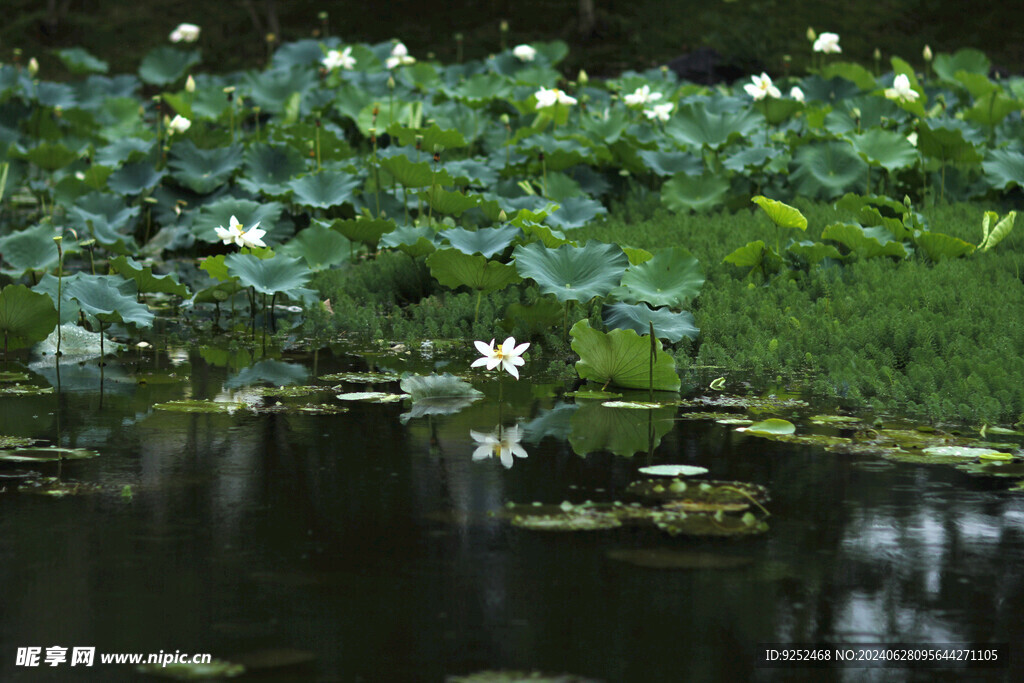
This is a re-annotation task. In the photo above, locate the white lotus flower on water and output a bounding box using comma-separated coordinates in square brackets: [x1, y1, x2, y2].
[471, 425, 528, 469]
[167, 114, 191, 134]
[813, 32, 841, 54]
[169, 23, 200, 43]
[884, 74, 919, 103]
[322, 47, 356, 71]
[385, 42, 416, 69]
[534, 86, 577, 109]
[624, 84, 663, 107]
[643, 102, 674, 122]
[471, 337, 529, 379]
[743, 73, 781, 101]
[790, 86, 805, 103]
[513, 44, 537, 62]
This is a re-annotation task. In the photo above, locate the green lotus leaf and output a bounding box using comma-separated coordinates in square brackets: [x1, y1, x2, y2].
[66, 194, 140, 255]
[66, 275, 154, 328]
[722, 146, 773, 172]
[978, 211, 1016, 252]
[622, 247, 653, 265]
[568, 399, 676, 456]
[244, 66, 317, 113]
[224, 254, 312, 297]
[821, 223, 907, 260]
[386, 122, 469, 151]
[378, 223, 439, 257]
[168, 141, 243, 193]
[742, 418, 796, 435]
[791, 141, 867, 199]
[239, 143, 307, 195]
[787, 241, 842, 264]
[32, 275, 80, 323]
[0, 447, 98, 462]
[955, 71, 999, 99]
[661, 172, 730, 213]
[418, 188, 482, 216]
[0, 285, 59, 351]
[426, 248, 521, 293]
[19, 142, 80, 171]
[613, 247, 704, 309]
[982, 149, 1024, 191]
[107, 161, 165, 195]
[964, 92, 1021, 128]
[109, 256, 190, 297]
[501, 299, 564, 335]
[280, 223, 351, 271]
[516, 220, 575, 248]
[914, 232, 975, 262]
[225, 359, 310, 389]
[329, 217, 396, 247]
[192, 198, 284, 244]
[516, 134, 594, 171]
[513, 240, 628, 303]
[602, 302, 699, 343]
[520, 403, 578, 444]
[570, 319, 680, 392]
[580, 107, 630, 144]
[378, 155, 454, 188]
[637, 149, 702, 177]
[799, 74, 862, 103]
[288, 171, 363, 209]
[933, 48, 990, 82]
[32, 82, 78, 108]
[752, 196, 807, 231]
[850, 129, 919, 172]
[760, 97, 804, 125]
[94, 138, 153, 166]
[355, 100, 416, 137]
[453, 73, 514, 102]
[917, 123, 983, 164]
[445, 158, 499, 188]
[399, 373, 483, 401]
[0, 223, 70, 277]
[138, 47, 201, 86]
[275, 121, 353, 163]
[442, 226, 519, 258]
[821, 62, 877, 91]
[723, 240, 773, 269]
[665, 101, 761, 150]
[544, 196, 607, 230]
[53, 47, 109, 75]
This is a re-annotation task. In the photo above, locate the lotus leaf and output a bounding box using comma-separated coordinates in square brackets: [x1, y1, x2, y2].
[982, 149, 1024, 191]
[138, 47, 201, 85]
[418, 187, 481, 216]
[660, 172, 730, 213]
[66, 276, 154, 328]
[0, 285, 59, 352]
[822, 223, 908, 260]
[192, 199, 284, 244]
[914, 232, 975, 262]
[978, 211, 1016, 252]
[441, 226, 519, 258]
[612, 247, 704, 310]
[570, 320, 680, 392]
[330, 217, 396, 247]
[602, 302, 699, 343]
[426, 249, 521, 294]
[225, 360, 310, 389]
[110, 256, 190, 297]
[544, 196, 607, 230]
[739, 418, 796, 436]
[168, 141, 243, 193]
[791, 141, 867, 199]
[665, 102, 761, 150]
[288, 171, 363, 209]
[225, 254, 312, 297]
[378, 155, 455, 188]
[240, 143, 307, 195]
[378, 224, 439, 257]
[107, 161, 165, 195]
[54, 47, 109, 75]
[280, 223, 351, 271]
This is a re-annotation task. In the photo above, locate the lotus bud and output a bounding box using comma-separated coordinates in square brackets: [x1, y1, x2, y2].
[185, 75, 196, 92]
[28, 57, 38, 76]
[579, 69, 589, 85]
[873, 47, 881, 61]
[499, 113, 510, 125]
[498, 210, 507, 222]
[923, 45, 933, 62]
[387, 75, 396, 90]
[903, 195, 912, 209]
[806, 27, 816, 42]
[500, 19, 509, 33]
[53, 235, 62, 243]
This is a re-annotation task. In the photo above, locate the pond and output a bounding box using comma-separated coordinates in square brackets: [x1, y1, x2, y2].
[2, 346, 1023, 681]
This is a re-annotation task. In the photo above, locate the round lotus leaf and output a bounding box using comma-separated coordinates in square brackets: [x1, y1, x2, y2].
[224, 254, 312, 297]
[441, 226, 519, 258]
[791, 141, 867, 199]
[513, 241, 628, 303]
[154, 400, 248, 413]
[503, 503, 623, 532]
[626, 478, 769, 508]
[167, 140, 243, 194]
[288, 171, 364, 209]
[637, 465, 709, 477]
[850, 129, 920, 171]
[739, 418, 796, 436]
[921, 446, 1007, 459]
[138, 47, 201, 85]
[0, 284, 59, 350]
[426, 249, 521, 293]
[613, 247, 704, 310]
[665, 101, 761, 150]
[661, 172, 731, 213]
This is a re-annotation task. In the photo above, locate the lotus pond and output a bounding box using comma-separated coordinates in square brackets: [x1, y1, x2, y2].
[3, 342, 1024, 681]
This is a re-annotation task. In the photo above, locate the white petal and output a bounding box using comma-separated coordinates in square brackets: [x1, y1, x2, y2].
[472, 446, 493, 461]
[485, 357, 502, 370]
[470, 357, 490, 368]
[499, 447, 514, 468]
[511, 341, 530, 356]
[503, 362, 520, 380]
[474, 339, 494, 355]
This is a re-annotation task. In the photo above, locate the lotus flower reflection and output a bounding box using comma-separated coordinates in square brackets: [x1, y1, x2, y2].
[471, 425, 528, 469]
[471, 337, 529, 379]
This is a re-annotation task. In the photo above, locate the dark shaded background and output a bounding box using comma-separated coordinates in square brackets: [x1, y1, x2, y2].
[3, 0, 1022, 80]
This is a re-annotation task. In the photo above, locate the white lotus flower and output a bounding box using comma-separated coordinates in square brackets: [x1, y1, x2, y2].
[534, 86, 577, 109]
[743, 73, 781, 101]
[471, 425, 528, 469]
[214, 215, 245, 246]
[168, 114, 191, 134]
[239, 223, 266, 249]
[471, 336, 529, 379]
[643, 102, 674, 122]
[624, 84, 663, 107]
[884, 74, 919, 103]
[813, 32, 841, 54]
[513, 44, 537, 62]
[170, 23, 200, 43]
[385, 42, 415, 69]
[790, 86, 805, 103]
[907, 132, 918, 147]
[322, 47, 356, 71]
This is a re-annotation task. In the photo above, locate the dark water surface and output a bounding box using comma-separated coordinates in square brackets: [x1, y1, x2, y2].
[2, 348, 1023, 682]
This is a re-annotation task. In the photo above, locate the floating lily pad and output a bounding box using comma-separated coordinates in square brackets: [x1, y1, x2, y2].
[18, 477, 103, 497]
[335, 392, 404, 403]
[637, 465, 709, 477]
[0, 372, 30, 382]
[809, 414, 862, 425]
[504, 503, 623, 532]
[921, 445, 1006, 458]
[714, 417, 754, 425]
[0, 435, 35, 448]
[626, 478, 769, 509]
[0, 447, 98, 463]
[737, 418, 796, 436]
[601, 401, 672, 409]
[0, 384, 54, 396]
[320, 371, 401, 383]
[956, 461, 1024, 478]
[257, 385, 327, 398]
[654, 510, 769, 537]
[607, 548, 753, 570]
[153, 400, 248, 413]
[136, 658, 245, 680]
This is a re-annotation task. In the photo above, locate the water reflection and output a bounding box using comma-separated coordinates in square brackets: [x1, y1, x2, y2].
[470, 425, 529, 469]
